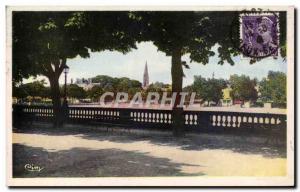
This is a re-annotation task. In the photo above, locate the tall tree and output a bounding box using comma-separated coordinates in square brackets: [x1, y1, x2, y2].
[13, 12, 89, 126]
[13, 12, 137, 127]
[132, 12, 238, 136]
[259, 71, 286, 105]
[192, 76, 207, 101]
[134, 11, 286, 136]
[192, 76, 226, 105]
[86, 86, 104, 102]
[67, 84, 86, 100]
[205, 78, 227, 105]
[229, 75, 258, 102]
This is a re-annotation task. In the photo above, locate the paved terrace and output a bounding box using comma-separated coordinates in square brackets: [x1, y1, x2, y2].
[13, 124, 286, 177]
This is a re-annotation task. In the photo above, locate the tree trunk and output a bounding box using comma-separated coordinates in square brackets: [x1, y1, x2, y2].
[171, 47, 185, 137]
[49, 76, 63, 128]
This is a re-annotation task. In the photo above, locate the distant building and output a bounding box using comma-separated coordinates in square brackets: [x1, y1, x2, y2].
[143, 61, 149, 89]
[255, 85, 261, 97]
[221, 87, 233, 106]
[221, 87, 245, 106]
[74, 77, 100, 90]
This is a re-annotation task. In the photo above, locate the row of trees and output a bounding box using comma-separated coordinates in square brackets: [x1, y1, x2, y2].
[14, 71, 286, 107]
[13, 80, 51, 101]
[184, 71, 286, 105]
[13, 11, 287, 135]
[13, 74, 172, 102]
[13, 75, 142, 102]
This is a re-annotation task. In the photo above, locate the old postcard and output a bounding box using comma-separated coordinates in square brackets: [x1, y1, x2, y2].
[6, 6, 295, 187]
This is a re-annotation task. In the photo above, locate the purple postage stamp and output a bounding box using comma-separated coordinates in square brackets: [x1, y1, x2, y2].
[240, 13, 279, 58]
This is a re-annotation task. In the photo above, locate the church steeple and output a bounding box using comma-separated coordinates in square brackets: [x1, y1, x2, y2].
[143, 61, 149, 89]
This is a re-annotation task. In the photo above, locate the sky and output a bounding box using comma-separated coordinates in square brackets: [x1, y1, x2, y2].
[26, 41, 287, 87]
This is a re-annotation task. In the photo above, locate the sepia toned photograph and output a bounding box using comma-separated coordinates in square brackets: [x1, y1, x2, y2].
[6, 6, 295, 187]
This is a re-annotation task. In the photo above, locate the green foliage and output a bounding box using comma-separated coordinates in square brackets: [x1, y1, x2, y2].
[13, 11, 141, 126]
[192, 76, 207, 99]
[128, 87, 142, 100]
[92, 75, 142, 93]
[13, 80, 50, 99]
[13, 12, 139, 83]
[72, 75, 143, 101]
[133, 12, 242, 66]
[12, 11, 288, 129]
[116, 77, 142, 92]
[145, 83, 163, 95]
[13, 11, 288, 88]
[84, 12, 139, 53]
[13, 84, 27, 99]
[229, 75, 258, 102]
[86, 86, 104, 102]
[259, 71, 286, 104]
[92, 75, 119, 91]
[192, 76, 227, 104]
[182, 85, 194, 92]
[67, 84, 86, 99]
[279, 12, 287, 59]
[13, 12, 90, 82]
[13, 11, 288, 84]
[152, 82, 170, 89]
[135, 11, 287, 65]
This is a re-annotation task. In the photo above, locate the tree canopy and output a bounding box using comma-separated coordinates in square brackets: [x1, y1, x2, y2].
[86, 86, 104, 102]
[12, 10, 287, 132]
[13, 80, 50, 99]
[190, 76, 227, 104]
[13, 11, 141, 126]
[259, 71, 286, 104]
[229, 75, 258, 102]
[13, 12, 86, 82]
[67, 84, 86, 99]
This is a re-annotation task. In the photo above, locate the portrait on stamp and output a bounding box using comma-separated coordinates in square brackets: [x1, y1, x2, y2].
[240, 13, 279, 58]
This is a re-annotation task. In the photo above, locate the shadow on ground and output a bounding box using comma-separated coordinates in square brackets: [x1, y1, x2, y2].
[13, 143, 203, 178]
[14, 122, 287, 159]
